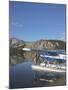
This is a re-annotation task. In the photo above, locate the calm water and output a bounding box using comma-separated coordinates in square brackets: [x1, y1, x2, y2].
[9, 50, 66, 89]
[9, 62, 33, 88]
[9, 61, 66, 89]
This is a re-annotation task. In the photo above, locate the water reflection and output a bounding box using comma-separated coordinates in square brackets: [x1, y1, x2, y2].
[9, 60, 66, 89]
[10, 56, 33, 65]
[9, 62, 34, 88]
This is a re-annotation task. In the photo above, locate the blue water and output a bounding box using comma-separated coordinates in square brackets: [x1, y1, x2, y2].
[9, 62, 34, 88]
[10, 61, 56, 89]
[9, 50, 66, 89]
[9, 62, 66, 89]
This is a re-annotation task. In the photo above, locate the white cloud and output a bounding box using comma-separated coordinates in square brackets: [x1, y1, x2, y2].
[11, 22, 23, 28]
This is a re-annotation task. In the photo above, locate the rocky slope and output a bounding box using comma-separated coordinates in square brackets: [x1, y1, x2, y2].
[10, 38, 66, 50]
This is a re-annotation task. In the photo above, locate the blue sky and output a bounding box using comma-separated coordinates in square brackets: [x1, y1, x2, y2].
[9, 1, 66, 41]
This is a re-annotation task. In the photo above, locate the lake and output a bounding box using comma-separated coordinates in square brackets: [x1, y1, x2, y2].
[9, 60, 66, 89]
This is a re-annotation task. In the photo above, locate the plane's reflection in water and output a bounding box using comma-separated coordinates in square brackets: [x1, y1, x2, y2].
[9, 61, 66, 89]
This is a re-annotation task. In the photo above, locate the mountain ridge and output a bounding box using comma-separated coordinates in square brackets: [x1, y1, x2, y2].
[10, 38, 66, 50]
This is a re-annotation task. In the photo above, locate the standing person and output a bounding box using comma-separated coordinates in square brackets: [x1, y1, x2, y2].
[34, 52, 40, 65]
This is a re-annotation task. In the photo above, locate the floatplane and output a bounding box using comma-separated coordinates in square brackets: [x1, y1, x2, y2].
[22, 48, 66, 82]
[22, 48, 66, 74]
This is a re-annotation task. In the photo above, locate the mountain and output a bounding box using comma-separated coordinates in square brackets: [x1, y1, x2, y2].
[31, 40, 66, 50]
[10, 38, 25, 48]
[10, 38, 66, 50]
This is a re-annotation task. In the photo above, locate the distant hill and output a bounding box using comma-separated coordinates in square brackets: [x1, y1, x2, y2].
[10, 38, 25, 48]
[10, 38, 66, 50]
